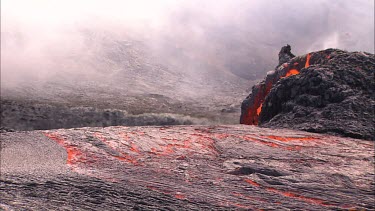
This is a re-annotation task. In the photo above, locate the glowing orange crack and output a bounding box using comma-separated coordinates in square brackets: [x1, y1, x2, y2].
[243, 178, 334, 207]
[264, 135, 318, 142]
[256, 103, 263, 115]
[241, 135, 301, 151]
[43, 132, 86, 166]
[244, 178, 260, 187]
[283, 69, 300, 78]
[94, 132, 140, 165]
[266, 187, 329, 206]
[305, 53, 311, 68]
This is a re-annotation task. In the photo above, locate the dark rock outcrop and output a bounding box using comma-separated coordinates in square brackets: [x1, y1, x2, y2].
[278, 44, 296, 66]
[241, 47, 375, 140]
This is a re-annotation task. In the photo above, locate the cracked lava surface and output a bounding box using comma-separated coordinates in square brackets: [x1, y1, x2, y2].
[1, 125, 374, 210]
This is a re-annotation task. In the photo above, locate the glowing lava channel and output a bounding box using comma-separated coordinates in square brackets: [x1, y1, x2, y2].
[253, 53, 311, 120]
[44, 132, 85, 167]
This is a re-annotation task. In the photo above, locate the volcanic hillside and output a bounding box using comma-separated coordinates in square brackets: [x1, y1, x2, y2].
[241, 47, 375, 140]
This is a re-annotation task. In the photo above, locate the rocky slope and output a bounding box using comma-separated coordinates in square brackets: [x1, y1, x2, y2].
[1, 125, 374, 210]
[241, 48, 375, 140]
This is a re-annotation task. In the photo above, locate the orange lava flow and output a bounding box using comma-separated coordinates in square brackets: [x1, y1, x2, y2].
[44, 132, 85, 166]
[243, 178, 331, 207]
[265, 135, 318, 142]
[283, 69, 300, 77]
[242, 53, 313, 126]
[242, 79, 274, 125]
[266, 187, 329, 206]
[241, 135, 301, 151]
[244, 179, 260, 187]
[94, 132, 139, 165]
[256, 103, 263, 115]
[305, 53, 311, 68]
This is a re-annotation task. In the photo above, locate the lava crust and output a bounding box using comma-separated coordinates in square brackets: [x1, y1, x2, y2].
[1, 125, 374, 210]
[241, 48, 375, 140]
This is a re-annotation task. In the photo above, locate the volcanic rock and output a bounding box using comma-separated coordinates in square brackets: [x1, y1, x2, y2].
[1, 125, 374, 210]
[277, 44, 296, 66]
[241, 47, 375, 140]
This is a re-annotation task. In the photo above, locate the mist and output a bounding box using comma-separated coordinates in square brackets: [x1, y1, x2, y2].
[1, 0, 374, 100]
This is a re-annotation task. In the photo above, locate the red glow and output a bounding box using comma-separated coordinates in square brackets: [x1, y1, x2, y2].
[94, 132, 140, 165]
[175, 193, 186, 200]
[265, 135, 318, 142]
[242, 53, 316, 125]
[305, 53, 311, 68]
[243, 176, 331, 207]
[44, 132, 85, 166]
[130, 143, 140, 153]
[242, 135, 302, 151]
[266, 187, 328, 206]
[244, 179, 260, 187]
[256, 103, 263, 115]
[283, 69, 300, 77]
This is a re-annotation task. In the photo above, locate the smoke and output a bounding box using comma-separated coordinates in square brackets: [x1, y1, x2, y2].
[1, 0, 374, 97]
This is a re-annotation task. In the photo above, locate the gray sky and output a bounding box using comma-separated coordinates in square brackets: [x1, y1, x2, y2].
[1, 0, 374, 91]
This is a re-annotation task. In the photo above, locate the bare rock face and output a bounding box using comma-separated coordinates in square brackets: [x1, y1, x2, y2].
[1, 125, 374, 210]
[241, 47, 375, 140]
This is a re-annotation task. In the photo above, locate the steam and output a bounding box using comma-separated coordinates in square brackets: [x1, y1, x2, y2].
[1, 0, 374, 98]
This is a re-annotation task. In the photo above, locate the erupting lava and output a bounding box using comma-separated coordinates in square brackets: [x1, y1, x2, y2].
[256, 103, 263, 115]
[282, 68, 299, 78]
[240, 52, 312, 125]
[305, 53, 311, 68]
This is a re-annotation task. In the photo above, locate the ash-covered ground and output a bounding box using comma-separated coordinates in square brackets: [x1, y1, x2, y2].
[1, 125, 374, 210]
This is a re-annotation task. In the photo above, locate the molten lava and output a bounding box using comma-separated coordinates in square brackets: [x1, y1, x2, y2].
[244, 178, 260, 187]
[265, 135, 318, 142]
[305, 53, 311, 68]
[44, 132, 86, 167]
[39, 125, 367, 210]
[244, 177, 331, 207]
[256, 103, 263, 115]
[283, 69, 299, 77]
[241, 53, 313, 125]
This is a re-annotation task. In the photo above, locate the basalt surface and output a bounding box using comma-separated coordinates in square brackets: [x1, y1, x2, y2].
[241, 48, 375, 140]
[1, 125, 374, 210]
